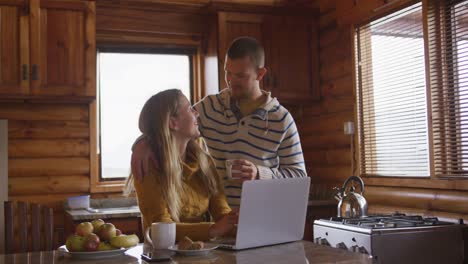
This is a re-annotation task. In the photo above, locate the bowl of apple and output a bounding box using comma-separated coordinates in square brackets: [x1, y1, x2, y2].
[60, 219, 139, 259]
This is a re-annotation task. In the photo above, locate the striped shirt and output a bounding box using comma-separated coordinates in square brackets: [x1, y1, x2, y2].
[194, 88, 307, 206]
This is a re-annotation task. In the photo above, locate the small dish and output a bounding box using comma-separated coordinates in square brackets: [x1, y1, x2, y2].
[58, 245, 131, 259]
[168, 243, 219, 256]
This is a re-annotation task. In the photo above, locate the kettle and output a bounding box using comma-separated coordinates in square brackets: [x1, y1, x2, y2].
[334, 176, 368, 218]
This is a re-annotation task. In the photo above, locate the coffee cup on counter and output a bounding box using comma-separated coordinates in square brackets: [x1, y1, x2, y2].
[145, 222, 176, 250]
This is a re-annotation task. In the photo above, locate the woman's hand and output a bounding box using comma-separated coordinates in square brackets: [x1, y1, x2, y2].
[208, 209, 239, 238]
[130, 137, 156, 182]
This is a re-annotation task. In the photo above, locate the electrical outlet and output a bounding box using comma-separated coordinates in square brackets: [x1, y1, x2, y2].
[344, 121, 354, 135]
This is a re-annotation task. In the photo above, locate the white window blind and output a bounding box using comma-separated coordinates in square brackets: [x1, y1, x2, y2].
[428, 0, 468, 177]
[356, 2, 430, 177]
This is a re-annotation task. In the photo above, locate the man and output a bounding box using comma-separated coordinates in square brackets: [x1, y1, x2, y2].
[132, 37, 306, 206]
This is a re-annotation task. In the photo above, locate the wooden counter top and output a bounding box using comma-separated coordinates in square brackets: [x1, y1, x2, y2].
[0, 241, 372, 264]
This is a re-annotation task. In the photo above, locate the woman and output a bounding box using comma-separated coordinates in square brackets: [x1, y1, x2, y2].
[125, 89, 237, 241]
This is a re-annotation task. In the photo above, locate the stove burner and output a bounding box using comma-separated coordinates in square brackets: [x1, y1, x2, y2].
[328, 213, 451, 229]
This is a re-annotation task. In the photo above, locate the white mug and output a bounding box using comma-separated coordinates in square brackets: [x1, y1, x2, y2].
[226, 159, 242, 179]
[145, 222, 176, 250]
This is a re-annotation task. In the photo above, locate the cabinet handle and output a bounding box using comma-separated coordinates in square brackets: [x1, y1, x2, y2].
[22, 64, 28, 81]
[32, 64, 38, 80]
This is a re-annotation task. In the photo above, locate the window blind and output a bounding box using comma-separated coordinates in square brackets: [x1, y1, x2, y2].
[428, 0, 468, 177]
[356, 2, 430, 177]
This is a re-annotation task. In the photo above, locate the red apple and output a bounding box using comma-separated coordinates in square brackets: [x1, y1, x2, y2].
[83, 233, 100, 252]
[75, 222, 93, 236]
[97, 223, 116, 241]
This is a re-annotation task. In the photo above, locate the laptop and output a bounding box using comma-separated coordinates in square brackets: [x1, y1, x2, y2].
[215, 177, 311, 250]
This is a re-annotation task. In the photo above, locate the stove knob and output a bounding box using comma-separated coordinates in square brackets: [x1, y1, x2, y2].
[349, 245, 359, 252]
[318, 238, 330, 246]
[358, 246, 368, 254]
[336, 242, 347, 250]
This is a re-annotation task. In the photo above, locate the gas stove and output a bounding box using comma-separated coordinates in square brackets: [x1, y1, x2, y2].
[313, 214, 464, 264]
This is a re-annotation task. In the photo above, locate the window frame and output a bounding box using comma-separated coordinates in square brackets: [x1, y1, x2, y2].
[352, 0, 468, 190]
[90, 39, 206, 193]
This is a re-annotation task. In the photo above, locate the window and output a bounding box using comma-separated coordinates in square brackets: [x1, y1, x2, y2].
[356, 0, 468, 178]
[356, 3, 429, 177]
[97, 51, 192, 180]
[428, 0, 468, 177]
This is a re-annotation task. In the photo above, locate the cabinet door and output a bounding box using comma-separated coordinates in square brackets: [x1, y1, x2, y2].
[30, 0, 95, 97]
[266, 16, 320, 103]
[217, 12, 268, 91]
[0, 0, 29, 95]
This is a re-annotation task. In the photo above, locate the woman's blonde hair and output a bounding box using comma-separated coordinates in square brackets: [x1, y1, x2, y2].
[125, 89, 219, 222]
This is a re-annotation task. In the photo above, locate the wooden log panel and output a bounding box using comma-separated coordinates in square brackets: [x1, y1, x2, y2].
[8, 120, 89, 139]
[320, 57, 352, 82]
[319, 28, 351, 48]
[303, 95, 354, 116]
[307, 166, 352, 184]
[304, 148, 351, 167]
[9, 176, 90, 195]
[301, 111, 353, 134]
[9, 193, 85, 213]
[320, 75, 354, 98]
[0, 103, 88, 121]
[301, 131, 350, 151]
[9, 158, 89, 177]
[9, 139, 89, 157]
[366, 186, 468, 215]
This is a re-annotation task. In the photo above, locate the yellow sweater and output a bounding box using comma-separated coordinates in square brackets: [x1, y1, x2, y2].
[134, 159, 231, 242]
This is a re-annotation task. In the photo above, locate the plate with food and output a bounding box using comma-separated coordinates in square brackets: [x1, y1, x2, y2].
[61, 219, 140, 259]
[168, 236, 219, 256]
[59, 245, 129, 260]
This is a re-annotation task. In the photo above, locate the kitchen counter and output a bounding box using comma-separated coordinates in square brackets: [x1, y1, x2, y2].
[65, 199, 334, 221]
[0, 241, 373, 264]
[65, 198, 141, 221]
[66, 207, 141, 221]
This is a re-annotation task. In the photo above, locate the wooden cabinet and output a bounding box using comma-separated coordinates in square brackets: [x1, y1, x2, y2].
[0, 0, 95, 99]
[217, 11, 320, 103]
[217, 12, 266, 91]
[264, 15, 319, 103]
[0, 0, 29, 96]
[336, 0, 401, 25]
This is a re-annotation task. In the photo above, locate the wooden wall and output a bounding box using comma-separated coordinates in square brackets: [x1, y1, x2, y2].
[300, 0, 354, 188]
[306, 0, 468, 222]
[0, 103, 91, 243]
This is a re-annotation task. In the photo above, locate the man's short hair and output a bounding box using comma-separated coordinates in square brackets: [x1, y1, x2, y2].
[227, 37, 265, 68]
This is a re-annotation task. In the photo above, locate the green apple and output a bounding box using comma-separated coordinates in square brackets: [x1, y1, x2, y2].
[97, 223, 116, 241]
[91, 219, 105, 232]
[65, 234, 85, 252]
[97, 242, 118, 251]
[75, 222, 93, 236]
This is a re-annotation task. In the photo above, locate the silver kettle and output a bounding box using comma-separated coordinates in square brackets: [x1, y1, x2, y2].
[335, 176, 368, 218]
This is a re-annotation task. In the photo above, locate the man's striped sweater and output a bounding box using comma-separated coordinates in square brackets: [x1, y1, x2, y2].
[194, 88, 307, 206]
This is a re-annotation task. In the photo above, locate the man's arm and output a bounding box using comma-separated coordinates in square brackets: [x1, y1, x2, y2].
[257, 116, 307, 179]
